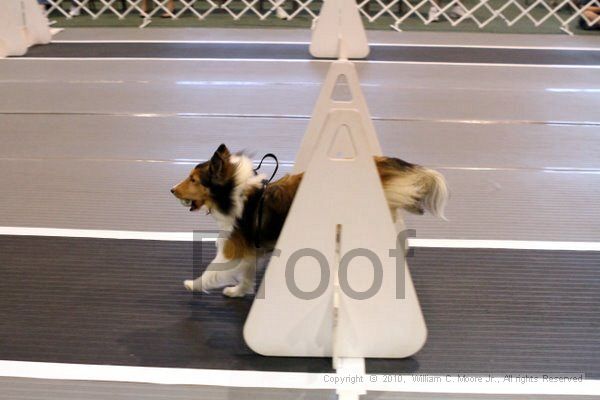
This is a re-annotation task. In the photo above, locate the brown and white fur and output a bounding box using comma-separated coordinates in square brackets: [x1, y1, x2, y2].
[171, 144, 448, 297]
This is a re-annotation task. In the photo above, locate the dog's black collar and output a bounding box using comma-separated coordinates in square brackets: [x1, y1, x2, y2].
[253, 153, 279, 249]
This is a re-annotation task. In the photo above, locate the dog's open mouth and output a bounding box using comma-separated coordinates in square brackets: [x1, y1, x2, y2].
[179, 198, 200, 211]
[179, 199, 192, 208]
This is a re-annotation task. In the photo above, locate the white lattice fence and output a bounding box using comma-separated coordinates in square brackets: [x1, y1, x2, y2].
[43, 0, 600, 33]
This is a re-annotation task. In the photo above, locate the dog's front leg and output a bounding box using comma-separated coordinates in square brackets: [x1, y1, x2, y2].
[183, 238, 243, 293]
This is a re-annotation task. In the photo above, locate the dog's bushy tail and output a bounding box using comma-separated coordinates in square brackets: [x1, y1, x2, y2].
[420, 168, 449, 220]
[377, 157, 449, 220]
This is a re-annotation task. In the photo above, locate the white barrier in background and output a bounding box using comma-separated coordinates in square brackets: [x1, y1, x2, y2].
[0, 0, 51, 58]
[310, 0, 369, 59]
[0, 1, 28, 57]
[23, 0, 53, 46]
[43, 0, 600, 34]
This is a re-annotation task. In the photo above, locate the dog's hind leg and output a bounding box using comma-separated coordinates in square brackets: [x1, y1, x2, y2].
[223, 256, 257, 298]
[184, 262, 242, 293]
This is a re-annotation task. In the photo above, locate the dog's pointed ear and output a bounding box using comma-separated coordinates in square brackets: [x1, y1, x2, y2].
[215, 144, 230, 157]
[209, 144, 231, 180]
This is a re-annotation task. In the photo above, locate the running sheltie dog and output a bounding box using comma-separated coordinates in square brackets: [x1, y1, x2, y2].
[171, 144, 448, 297]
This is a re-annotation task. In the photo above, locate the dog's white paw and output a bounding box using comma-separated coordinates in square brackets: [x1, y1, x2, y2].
[183, 280, 195, 292]
[184, 279, 208, 293]
[223, 285, 253, 298]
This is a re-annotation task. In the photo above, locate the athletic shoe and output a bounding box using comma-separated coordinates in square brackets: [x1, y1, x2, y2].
[427, 6, 441, 22]
[449, 4, 467, 19]
[275, 7, 287, 19]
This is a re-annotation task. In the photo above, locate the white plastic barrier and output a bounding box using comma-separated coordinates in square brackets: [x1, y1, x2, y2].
[244, 3, 427, 399]
[243, 82, 428, 358]
[310, 0, 369, 59]
[244, 59, 427, 400]
[0, 0, 28, 57]
[0, 0, 51, 58]
[23, 0, 53, 47]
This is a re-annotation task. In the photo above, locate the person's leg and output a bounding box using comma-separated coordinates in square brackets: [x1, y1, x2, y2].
[581, 9, 600, 29]
[161, 0, 174, 17]
[69, 0, 90, 17]
[69, 0, 83, 16]
[428, 0, 469, 22]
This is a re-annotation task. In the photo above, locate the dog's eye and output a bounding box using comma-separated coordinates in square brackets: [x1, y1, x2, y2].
[190, 177, 196, 183]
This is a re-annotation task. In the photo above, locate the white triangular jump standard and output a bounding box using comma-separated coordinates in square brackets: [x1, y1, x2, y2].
[0, 0, 28, 57]
[22, 0, 52, 47]
[245, 3, 427, 399]
[0, 0, 51, 58]
[244, 105, 428, 357]
[244, 59, 427, 371]
[309, 0, 369, 59]
[293, 60, 382, 174]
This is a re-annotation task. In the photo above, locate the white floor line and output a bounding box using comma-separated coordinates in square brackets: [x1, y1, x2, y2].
[410, 238, 600, 251]
[0, 360, 598, 395]
[11, 57, 600, 69]
[1, 227, 599, 251]
[0, 227, 196, 241]
[3, 112, 599, 129]
[52, 40, 310, 45]
[51, 39, 600, 52]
